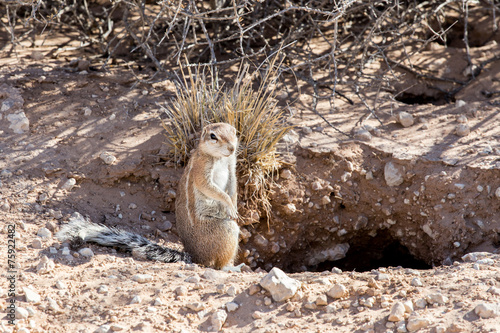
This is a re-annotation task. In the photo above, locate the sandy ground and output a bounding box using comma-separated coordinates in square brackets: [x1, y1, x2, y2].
[1, 9, 500, 333]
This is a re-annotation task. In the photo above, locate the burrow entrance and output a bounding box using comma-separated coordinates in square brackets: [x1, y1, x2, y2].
[317, 231, 432, 273]
[283, 230, 432, 273]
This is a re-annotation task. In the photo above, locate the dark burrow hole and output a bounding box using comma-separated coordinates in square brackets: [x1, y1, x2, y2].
[395, 92, 449, 106]
[288, 230, 432, 273]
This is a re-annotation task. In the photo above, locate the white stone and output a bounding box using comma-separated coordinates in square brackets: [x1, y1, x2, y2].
[226, 302, 239, 312]
[100, 151, 117, 165]
[411, 277, 423, 287]
[384, 162, 404, 187]
[327, 284, 348, 299]
[260, 267, 301, 302]
[388, 302, 406, 322]
[377, 273, 390, 281]
[406, 317, 431, 332]
[425, 293, 448, 305]
[7, 112, 29, 133]
[94, 325, 111, 333]
[283, 203, 296, 215]
[187, 302, 205, 312]
[37, 227, 52, 239]
[307, 243, 349, 266]
[23, 287, 41, 304]
[414, 298, 427, 309]
[462, 252, 490, 262]
[130, 295, 141, 304]
[455, 124, 470, 136]
[398, 111, 414, 127]
[62, 178, 77, 190]
[495, 187, 500, 199]
[15, 307, 29, 320]
[36, 255, 55, 274]
[474, 303, 500, 318]
[488, 286, 500, 295]
[185, 275, 200, 283]
[210, 309, 227, 332]
[55, 280, 67, 290]
[83, 107, 92, 116]
[131, 274, 153, 283]
[280, 169, 292, 179]
[175, 285, 188, 296]
[79, 248, 94, 257]
[227, 285, 237, 297]
[47, 297, 63, 313]
[97, 285, 108, 294]
[354, 128, 372, 141]
[396, 321, 408, 333]
[403, 300, 414, 313]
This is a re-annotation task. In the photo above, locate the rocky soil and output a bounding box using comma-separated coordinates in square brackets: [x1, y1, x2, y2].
[1, 8, 500, 332]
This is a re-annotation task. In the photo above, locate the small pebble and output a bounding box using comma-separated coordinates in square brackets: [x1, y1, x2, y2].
[397, 111, 414, 127]
[327, 284, 348, 299]
[226, 302, 239, 312]
[37, 227, 52, 239]
[31, 238, 43, 249]
[16, 306, 29, 320]
[23, 287, 41, 304]
[474, 303, 500, 318]
[131, 274, 153, 283]
[280, 169, 292, 179]
[83, 107, 92, 116]
[79, 248, 94, 257]
[455, 124, 470, 136]
[130, 295, 141, 304]
[388, 302, 406, 322]
[227, 285, 237, 297]
[95, 325, 111, 333]
[55, 280, 67, 290]
[100, 152, 117, 165]
[410, 277, 423, 287]
[495, 187, 500, 199]
[61, 178, 77, 190]
[185, 275, 201, 283]
[406, 317, 431, 331]
[187, 302, 205, 312]
[302, 126, 312, 134]
[97, 285, 109, 294]
[175, 286, 188, 296]
[210, 309, 228, 332]
[36, 255, 55, 274]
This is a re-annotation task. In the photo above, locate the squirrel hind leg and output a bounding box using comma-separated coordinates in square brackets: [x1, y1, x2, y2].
[211, 219, 240, 270]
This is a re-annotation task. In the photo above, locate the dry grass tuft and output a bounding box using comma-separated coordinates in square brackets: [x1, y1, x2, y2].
[160, 58, 292, 221]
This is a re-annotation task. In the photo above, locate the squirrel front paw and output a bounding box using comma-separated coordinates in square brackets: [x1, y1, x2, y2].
[227, 204, 239, 220]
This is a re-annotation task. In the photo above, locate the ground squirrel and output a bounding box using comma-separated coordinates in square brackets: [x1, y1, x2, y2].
[175, 122, 240, 269]
[57, 122, 240, 270]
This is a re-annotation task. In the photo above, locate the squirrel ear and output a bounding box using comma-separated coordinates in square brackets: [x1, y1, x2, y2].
[232, 126, 236, 135]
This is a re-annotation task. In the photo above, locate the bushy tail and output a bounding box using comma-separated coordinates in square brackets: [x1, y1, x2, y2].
[56, 212, 191, 264]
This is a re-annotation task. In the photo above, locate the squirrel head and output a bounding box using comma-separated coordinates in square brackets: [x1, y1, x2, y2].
[200, 123, 238, 158]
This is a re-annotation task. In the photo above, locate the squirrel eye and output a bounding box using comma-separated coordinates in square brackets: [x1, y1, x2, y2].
[210, 133, 217, 140]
